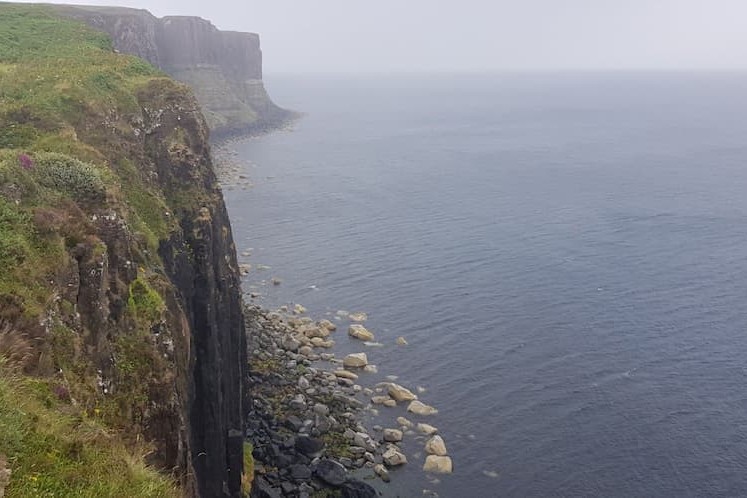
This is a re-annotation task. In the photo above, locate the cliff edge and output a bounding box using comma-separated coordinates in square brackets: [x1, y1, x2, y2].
[54, 5, 294, 140]
[0, 4, 246, 496]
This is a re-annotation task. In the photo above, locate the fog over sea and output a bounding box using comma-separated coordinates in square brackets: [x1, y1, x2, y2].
[223, 73, 747, 497]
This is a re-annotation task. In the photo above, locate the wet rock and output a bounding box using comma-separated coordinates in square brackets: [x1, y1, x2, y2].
[340, 479, 378, 498]
[387, 383, 418, 402]
[348, 324, 375, 341]
[295, 436, 325, 457]
[371, 395, 390, 405]
[396, 336, 408, 345]
[343, 353, 368, 368]
[423, 455, 453, 474]
[353, 432, 377, 452]
[282, 337, 300, 352]
[374, 463, 390, 483]
[397, 416, 413, 428]
[294, 304, 307, 314]
[252, 476, 283, 498]
[314, 459, 348, 486]
[313, 403, 330, 416]
[383, 399, 397, 408]
[417, 423, 438, 435]
[349, 312, 368, 322]
[382, 447, 408, 467]
[289, 464, 312, 481]
[407, 400, 438, 416]
[363, 365, 378, 373]
[333, 370, 358, 380]
[285, 415, 304, 432]
[425, 435, 448, 456]
[318, 319, 337, 331]
[383, 428, 403, 442]
[289, 394, 306, 411]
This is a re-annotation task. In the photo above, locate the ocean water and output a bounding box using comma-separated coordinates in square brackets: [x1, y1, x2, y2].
[223, 73, 747, 497]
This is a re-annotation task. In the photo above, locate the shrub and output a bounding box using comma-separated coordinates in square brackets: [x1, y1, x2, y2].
[127, 277, 165, 323]
[33, 152, 106, 203]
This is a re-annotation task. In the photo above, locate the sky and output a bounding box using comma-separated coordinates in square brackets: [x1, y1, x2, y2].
[14, 0, 747, 73]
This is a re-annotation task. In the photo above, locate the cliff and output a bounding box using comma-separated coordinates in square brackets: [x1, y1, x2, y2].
[53, 5, 293, 140]
[0, 4, 245, 497]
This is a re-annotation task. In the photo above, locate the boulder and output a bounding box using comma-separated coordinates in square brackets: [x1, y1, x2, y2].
[289, 464, 312, 481]
[343, 353, 368, 368]
[425, 435, 448, 456]
[382, 447, 407, 467]
[383, 399, 397, 408]
[383, 428, 403, 442]
[314, 459, 347, 486]
[423, 455, 453, 474]
[334, 370, 359, 380]
[295, 436, 325, 456]
[353, 432, 377, 452]
[396, 336, 408, 345]
[374, 463, 390, 482]
[416, 423, 438, 435]
[348, 324, 375, 341]
[396, 416, 413, 428]
[294, 304, 307, 314]
[371, 395, 390, 405]
[387, 383, 418, 402]
[407, 400, 438, 416]
[340, 480, 378, 498]
[282, 337, 300, 352]
[318, 319, 337, 331]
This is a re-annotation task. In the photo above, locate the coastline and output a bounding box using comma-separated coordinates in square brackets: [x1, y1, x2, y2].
[220, 132, 454, 497]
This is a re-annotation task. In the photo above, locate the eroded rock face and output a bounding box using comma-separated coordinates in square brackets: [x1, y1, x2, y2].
[53, 5, 292, 139]
[140, 81, 247, 497]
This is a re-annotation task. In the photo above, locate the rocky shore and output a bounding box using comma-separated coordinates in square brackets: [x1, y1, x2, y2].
[243, 305, 453, 498]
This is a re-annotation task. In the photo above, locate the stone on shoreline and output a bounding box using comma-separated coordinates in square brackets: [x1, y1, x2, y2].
[374, 463, 390, 482]
[382, 447, 407, 467]
[343, 353, 368, 368]
[314, 460, 347, 486]
[397, 417, 413, 428]
[416, 423, 438, 435]
[425, 435, 448, 456]
[349, 312, 368, 322]
[334, 370, 359, 381]
[387, 383, 418, 402]
[423, 455, 453, 474]
[318, 319, 337, 331]
[407, 400, 438, 416]
[371, 396, 390, 405]
[383, 429, 403, 442]
[348, 324, 375, 341]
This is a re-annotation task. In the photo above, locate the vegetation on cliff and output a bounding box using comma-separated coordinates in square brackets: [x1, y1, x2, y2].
[0, 5, 246, 496]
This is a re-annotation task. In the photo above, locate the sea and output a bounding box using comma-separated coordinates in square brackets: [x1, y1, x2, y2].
[222, 72, 747, 497]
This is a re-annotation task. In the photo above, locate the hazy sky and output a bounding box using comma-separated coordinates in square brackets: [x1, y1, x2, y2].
[17, 0, 747, 72]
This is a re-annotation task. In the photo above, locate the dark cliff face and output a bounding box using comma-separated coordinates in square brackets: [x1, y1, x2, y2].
[138, 80, 247, 497]
[55, 5, 292, 139]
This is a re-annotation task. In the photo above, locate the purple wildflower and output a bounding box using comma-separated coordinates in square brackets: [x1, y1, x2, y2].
[18, 153, 33, 170]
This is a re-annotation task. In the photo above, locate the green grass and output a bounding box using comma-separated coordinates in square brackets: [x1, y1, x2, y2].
[0, 360, 178, 498]
[0, 5, 196, 495]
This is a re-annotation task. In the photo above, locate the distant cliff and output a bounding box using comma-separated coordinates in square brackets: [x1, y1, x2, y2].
[54, 5, 294, 140]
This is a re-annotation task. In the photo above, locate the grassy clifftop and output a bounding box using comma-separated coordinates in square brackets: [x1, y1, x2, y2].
[0, 4, 246, 496]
